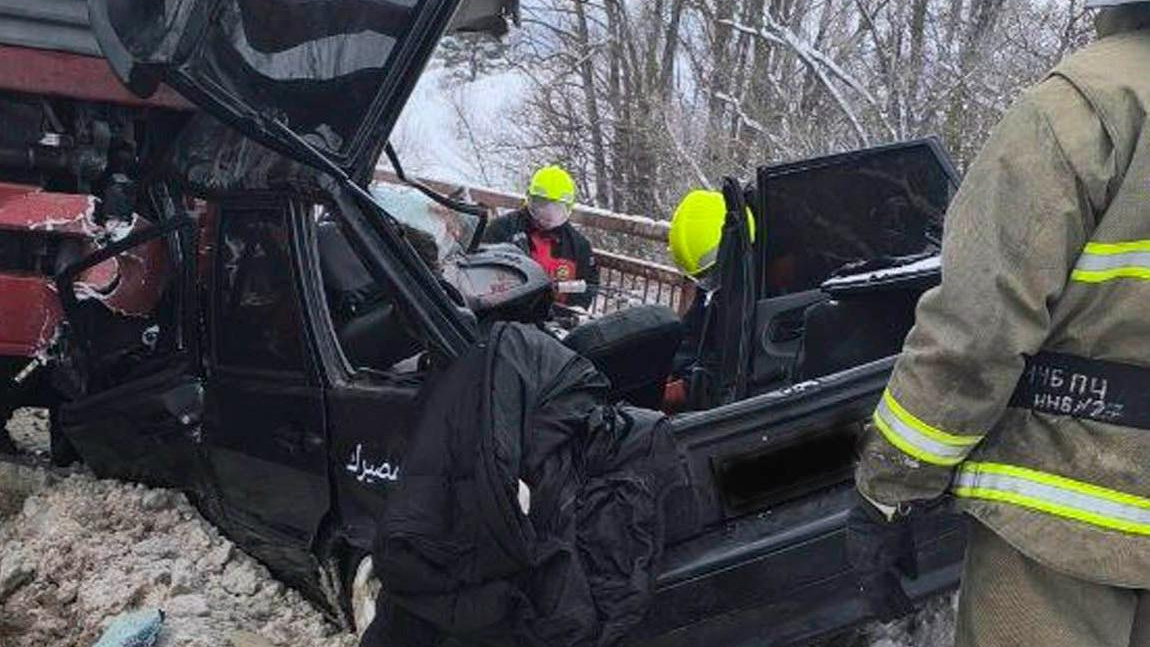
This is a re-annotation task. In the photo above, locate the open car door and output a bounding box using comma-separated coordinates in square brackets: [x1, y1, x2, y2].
[689, 178, 756, 409]
[54, 209, 204, 491]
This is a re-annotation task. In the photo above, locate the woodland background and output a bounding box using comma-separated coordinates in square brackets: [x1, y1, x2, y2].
[394, 0, 1094, 217]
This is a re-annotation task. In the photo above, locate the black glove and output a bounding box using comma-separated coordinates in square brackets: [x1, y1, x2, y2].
[845, 490, 916, 622]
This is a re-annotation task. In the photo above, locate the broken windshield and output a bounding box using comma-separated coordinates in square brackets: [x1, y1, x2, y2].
[369, 183, 480, 267]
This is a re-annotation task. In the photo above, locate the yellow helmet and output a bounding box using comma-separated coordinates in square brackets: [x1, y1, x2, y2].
[527, 165, 576, 205]
[668, 190, 756, 277]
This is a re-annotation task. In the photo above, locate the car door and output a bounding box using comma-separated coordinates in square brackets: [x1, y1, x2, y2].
[303, 209, 429, 550]
[55, 212, 205, 491]
[201, 196, 330, 561]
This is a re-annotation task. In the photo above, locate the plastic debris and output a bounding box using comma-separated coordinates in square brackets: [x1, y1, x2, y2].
[91, 609, 164, 647]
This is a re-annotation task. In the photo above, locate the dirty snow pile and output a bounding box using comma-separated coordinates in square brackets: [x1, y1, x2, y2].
[0, 410, 355, 647]
[832, 594, 957, 647]
[5, 408, 49, 455]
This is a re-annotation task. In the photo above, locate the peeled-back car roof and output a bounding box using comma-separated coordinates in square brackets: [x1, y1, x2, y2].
[0, 0, 517, 57]
[0, 0, 100, 56]
[83, 0, 517, 182]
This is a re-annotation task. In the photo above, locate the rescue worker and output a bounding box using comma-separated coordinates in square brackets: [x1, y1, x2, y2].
[664, 189, 754, 408]
[849, 3, 1150, 645]
[483, 165, 599, 309]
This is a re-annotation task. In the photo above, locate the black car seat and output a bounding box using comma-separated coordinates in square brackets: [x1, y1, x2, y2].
[793, 254, 939, 381]
[563, 305, 684, 408]
[316, 220, 421, 371]
[792, 292, 918, 380]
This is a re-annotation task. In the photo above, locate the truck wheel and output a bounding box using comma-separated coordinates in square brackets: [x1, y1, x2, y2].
[349, 554, 382, 637]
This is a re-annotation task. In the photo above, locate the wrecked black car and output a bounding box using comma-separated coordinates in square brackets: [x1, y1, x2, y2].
[0, 0, 966, 644]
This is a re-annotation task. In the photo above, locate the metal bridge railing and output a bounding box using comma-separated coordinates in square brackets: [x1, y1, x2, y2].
[592, 250, 694, 316]
[374, 170, 695, 316]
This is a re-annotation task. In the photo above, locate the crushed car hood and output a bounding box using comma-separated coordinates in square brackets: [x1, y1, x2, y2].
[87, 0, 517, 182]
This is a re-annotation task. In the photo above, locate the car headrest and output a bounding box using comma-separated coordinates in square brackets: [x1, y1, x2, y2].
[564, 305, 684, 408]
[316, 220, 381, 317]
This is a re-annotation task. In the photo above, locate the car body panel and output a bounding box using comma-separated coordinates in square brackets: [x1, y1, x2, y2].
[626, 356, 964, 645]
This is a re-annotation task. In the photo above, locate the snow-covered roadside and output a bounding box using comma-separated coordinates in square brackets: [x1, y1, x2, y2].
[831, 594, 957, 647]
[1, 409, 956, 647]
[0, 411, 355, 647]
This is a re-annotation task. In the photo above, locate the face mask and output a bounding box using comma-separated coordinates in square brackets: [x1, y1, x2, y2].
[528, 197, 570, 230]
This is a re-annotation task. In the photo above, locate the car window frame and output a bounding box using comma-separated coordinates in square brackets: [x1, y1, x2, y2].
[303, 202, 432, 386]
[208, 195, 314, 383]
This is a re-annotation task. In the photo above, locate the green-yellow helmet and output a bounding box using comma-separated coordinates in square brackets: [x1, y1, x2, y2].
[668, 189, 756, 277]
[527, 165, 576, 205]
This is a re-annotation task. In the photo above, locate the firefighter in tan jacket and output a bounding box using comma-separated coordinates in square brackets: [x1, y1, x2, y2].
[850, 3, 1150, 645]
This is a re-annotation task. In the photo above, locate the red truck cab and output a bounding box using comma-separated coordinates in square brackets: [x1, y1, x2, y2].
[0, 20, 194, 437]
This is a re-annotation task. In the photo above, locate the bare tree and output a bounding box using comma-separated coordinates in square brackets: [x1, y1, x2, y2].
[434, 0, 1092, 221]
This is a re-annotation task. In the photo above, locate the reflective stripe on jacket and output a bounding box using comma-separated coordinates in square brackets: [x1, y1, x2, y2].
[856, 21, 1150, 587]
[872, 389, 983, 466]
[954, 462, 1150, 536]
[1071, 240, 1150, 282]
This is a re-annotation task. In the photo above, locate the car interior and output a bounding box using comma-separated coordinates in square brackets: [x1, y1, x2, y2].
[314, 141, 957, 414]
[316, 217, 425, 374]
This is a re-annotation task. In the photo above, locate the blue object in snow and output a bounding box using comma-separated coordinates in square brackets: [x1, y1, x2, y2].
[91, 609, 165, 647]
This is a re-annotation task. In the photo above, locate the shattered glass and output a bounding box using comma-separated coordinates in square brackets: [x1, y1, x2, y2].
[369, 183, 479, 265]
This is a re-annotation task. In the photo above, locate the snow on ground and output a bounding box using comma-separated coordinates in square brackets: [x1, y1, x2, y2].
[6, 408, 49, 455]
[0, 409, 956, 646]
[824, 594, 957, 647]
[0, 410, 355, 647]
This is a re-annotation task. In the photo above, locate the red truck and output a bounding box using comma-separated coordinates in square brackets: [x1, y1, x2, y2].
[0, 1, 965, 644]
